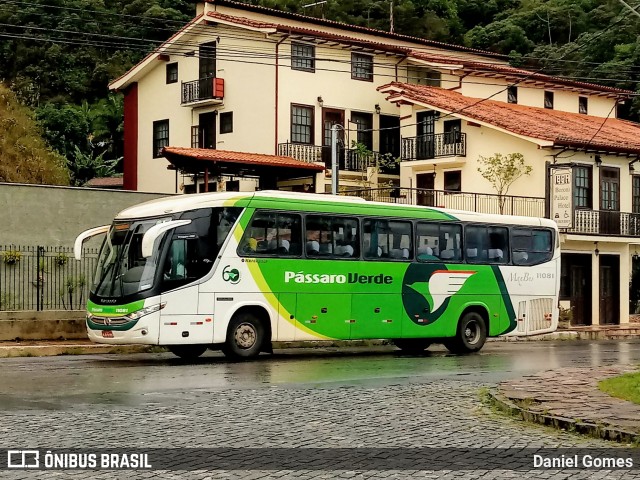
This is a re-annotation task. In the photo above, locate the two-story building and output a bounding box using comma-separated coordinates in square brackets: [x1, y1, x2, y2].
[109, 0, 640, 327]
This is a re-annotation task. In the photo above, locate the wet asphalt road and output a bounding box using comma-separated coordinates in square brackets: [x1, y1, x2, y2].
[0, 340, 639, 479]
[0, 341, 638, 410]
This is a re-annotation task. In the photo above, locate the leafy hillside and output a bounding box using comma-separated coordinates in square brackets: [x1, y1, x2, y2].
[0, 84, 69, 185]
[0, 0, 638, 176]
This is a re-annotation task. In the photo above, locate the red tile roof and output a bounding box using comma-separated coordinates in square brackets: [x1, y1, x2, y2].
[408, 52, 632, 96]
[206, 11, 277, 30]
[379, 82, 640, 155]
[208, 0, 500, 57]
[85, 177, 124, 188]
[162, 147, 325, 170]
[206, 12, 411, 54]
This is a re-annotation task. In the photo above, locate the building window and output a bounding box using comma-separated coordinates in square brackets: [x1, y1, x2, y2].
[352, 53, 373, 81]
[406, 66, 441, 87]
[544, 91, 554, 109]
[153, 119, 169, 158]
[220, 112, 233, 134]
[166, 63, 178, 84]
[507, 86, 517, 104]
[579, 96, 588, 115]
[291, 42, 315, 72]
[633, 176, 640, 214]
[573, 165, 592, 209]
[291, 104, 314, 144]
[444, 171, 461, 192]
[443, 119, 461, 144]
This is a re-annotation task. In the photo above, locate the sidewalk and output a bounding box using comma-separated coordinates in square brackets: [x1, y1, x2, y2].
[0, 340, 161, 358]
[490, 365, 640, 443]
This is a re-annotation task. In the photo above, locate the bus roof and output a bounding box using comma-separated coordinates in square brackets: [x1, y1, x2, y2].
[116, 190, 556, 229]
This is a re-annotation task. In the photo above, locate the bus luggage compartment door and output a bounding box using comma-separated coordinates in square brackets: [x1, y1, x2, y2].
[294, 293, 351, 341]
[350, 294, 401, 340]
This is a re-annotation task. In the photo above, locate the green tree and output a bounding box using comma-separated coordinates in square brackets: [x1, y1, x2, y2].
[68, 146, 121, 186]
[0, 84, 69, 185]
[477, 152, 532, 214]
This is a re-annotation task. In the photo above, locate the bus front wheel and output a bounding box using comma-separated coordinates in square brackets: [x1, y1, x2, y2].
[169, 345, 208, 359]
[444, 311, 487, 354]
[393, 338, 431, 354]
[222, 313, 265, 359]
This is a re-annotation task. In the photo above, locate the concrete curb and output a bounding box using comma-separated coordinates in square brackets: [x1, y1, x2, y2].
[487, 389, 640, 444]
[0, 344, 165, 358]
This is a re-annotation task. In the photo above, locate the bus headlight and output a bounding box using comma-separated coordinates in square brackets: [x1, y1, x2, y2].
[125, 303, 166, 321]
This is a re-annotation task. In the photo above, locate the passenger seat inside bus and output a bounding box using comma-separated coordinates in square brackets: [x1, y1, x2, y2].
[306, 240, 320, 256]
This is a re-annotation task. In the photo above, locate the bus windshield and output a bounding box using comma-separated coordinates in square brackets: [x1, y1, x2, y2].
[92, 218, 170, 298]
[92, 207, 242, 298]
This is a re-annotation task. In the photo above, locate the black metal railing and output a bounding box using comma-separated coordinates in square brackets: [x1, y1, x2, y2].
[401, 133, 466, 161]
[567, 209, 640, 236]
[181, 77, 222, 104]
[341, 187, 545, 217]
[278, 143, 400, 174]
[0, 245, 99, 311]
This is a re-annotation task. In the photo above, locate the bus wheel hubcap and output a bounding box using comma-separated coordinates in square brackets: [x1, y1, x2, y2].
[235, 323, 256, 348]
[465, 321, 479, 345]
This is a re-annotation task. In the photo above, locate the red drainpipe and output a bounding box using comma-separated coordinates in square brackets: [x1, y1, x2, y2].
[275, 34, 290, 154]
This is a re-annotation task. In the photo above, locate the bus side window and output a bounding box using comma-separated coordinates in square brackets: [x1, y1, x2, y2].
[305, 215, 358, 258]
[488, 227, 509, 264]
[363, 219, 412, 261]
[512, 228, 553, 265]
[240, 211, 302, 257]
[417, 222, 462, 262]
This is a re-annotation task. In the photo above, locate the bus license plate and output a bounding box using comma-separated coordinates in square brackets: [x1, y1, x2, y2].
[102, 331, 114, 338]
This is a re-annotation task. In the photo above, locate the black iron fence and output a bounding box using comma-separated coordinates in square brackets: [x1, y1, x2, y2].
[401, 133, 466, 160]
[341, 187, 545, 217]
[0, 245, 99, 311]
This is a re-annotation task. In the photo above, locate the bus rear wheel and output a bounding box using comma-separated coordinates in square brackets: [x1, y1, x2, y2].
[444, 311, 487, 354]
[393, 338, 431, 354]
[169, 345, 208, 359]
[222, 313, 265, 359]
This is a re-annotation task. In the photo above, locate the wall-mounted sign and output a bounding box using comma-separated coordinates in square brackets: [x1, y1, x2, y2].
[551, 168, 573, 228]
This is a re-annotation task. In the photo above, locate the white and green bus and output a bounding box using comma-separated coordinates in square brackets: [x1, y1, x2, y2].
[74, 191, 559, 359]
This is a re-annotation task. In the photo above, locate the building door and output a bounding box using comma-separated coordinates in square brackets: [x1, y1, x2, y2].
[322, 108, 344, 168]
[599, 255, 620, 325]
[561, 253, 592, 326]
[600, 167, 620, 235]
[198, 112, 216, 149]
[198, 42, 217, 98]
[416, 111, 435, 159]
[416, 173, 435, 206]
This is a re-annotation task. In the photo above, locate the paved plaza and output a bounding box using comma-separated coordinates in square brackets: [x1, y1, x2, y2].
[0, 341, 639, 479]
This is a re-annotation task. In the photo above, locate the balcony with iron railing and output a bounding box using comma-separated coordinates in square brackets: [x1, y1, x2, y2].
[401, 133, 466, 161]
[566, 209, 640, 236]
[277, 143, 399, 174]
[342, 187, 545, 217]
[342, 188, 640, 236]
[181, 77, 224, 105]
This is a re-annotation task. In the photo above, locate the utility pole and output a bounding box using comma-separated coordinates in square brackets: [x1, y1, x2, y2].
[331, 124, 340, 194]
[618, 0, 640, 18]
[389, 0, 395, 33]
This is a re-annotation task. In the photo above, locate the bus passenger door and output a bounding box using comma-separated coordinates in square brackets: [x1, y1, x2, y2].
[294, 294, 351, 341]
[350, 294, 401, 340]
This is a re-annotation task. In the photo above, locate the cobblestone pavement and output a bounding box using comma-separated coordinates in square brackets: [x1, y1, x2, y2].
[0, 343, 639, 479]
[494, 365, 640, 441]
